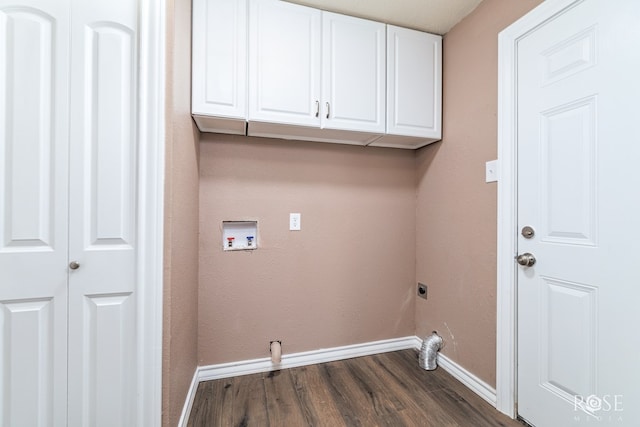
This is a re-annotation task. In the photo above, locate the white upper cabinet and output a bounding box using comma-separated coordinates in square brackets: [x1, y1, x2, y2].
[192, 0, 247, 134]
[191, 0, 442, 148]
[248, 0, 321, 128]
[370, 25, 442, 149]
[248, 0, 385, 144]
[321, 12, 386, 134]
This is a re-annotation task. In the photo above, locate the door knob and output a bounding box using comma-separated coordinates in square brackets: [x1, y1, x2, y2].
[69, 261, 80, 270]
[516, 253, 536, 267]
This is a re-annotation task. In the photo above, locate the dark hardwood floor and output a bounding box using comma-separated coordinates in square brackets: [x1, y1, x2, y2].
[187, 349, 523, 427]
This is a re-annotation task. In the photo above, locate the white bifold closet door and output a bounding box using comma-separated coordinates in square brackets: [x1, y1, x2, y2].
[0, 0, 142, 425]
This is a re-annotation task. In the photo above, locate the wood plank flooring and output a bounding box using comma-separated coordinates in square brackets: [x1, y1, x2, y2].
[187, 349, 523, 427]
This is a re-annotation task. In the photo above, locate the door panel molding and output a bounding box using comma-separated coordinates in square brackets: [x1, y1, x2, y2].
[0, 7, 58, 251]
[539, 95, 597, 246]
[85, 22, 137, 248]
[0, 298, 55, 425]
[539, 276, 598, 399]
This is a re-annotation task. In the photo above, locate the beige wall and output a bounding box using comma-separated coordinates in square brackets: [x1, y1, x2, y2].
[198, 135, 416, 364]
[162, 0, 199, 426]
[415, 0, 542, 387]
[163, 0, 544, 419]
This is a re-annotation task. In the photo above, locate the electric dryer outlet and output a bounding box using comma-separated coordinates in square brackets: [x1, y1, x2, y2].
[417, 283, 428, 300]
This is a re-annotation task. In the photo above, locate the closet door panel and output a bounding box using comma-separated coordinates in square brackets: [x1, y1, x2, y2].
[0, 2, 70, 426]
[67, 0, 139, 425]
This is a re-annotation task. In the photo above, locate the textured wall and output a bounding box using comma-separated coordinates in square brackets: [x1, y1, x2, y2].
[162, 0, 199, 425]
[415, 0, 542, 388]
[164, 0, 545, 419]
[198, 135, 416, 365]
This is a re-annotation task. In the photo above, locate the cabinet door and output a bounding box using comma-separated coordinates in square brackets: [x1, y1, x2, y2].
[321, 12, 385, 133]
[249, 0, 321, 127]
[386, 25, 441, 139]
[192, 0, 247, 134]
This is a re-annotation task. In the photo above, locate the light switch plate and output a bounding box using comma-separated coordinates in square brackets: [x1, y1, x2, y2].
[486, 160, 498, 183]
[289, 213, 301, 231]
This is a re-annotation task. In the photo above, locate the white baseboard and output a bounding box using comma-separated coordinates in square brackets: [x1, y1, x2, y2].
[437, 353, 497, 406]
[414, 336, 497, 406]
[177, 368, 199, 427]
[197, 336, 418, 382]
[180, 335, 496, 424]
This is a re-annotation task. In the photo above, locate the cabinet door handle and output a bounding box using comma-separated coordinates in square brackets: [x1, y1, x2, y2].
[325, 102, 330, 119]
[315, 100, 319, 117]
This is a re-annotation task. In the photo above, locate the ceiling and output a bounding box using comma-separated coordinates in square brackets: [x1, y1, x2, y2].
[283, 0, 483, 35]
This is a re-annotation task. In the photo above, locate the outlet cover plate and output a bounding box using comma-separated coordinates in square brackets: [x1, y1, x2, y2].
[290, 213, 301, 231]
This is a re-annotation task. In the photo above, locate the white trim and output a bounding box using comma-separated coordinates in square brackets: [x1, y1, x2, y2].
[414, 337, 497, 407]
[178, 369, 200, 427]
[496, 19, 519, 418]
[410, 335, 423, 350]
[197, 336, 418, 382]
[136, 0, 165, 425]
[181, 335, 498, 424]
[437, 353, 497, 407]
[496, 0, 582, 418]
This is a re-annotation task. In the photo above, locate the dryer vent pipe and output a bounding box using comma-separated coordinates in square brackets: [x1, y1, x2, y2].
[419, 331, 443, 370]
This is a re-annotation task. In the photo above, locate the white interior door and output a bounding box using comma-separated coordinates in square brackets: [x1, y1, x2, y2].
[516, 0, 640, 425]
[66, 0, 139, 425]
[1, 0, 150, 425]
[0, 1, 70, 425]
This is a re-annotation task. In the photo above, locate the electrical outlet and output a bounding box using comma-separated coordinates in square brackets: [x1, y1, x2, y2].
[417, 283, 428, 300]
[289, 213, 301, 231]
